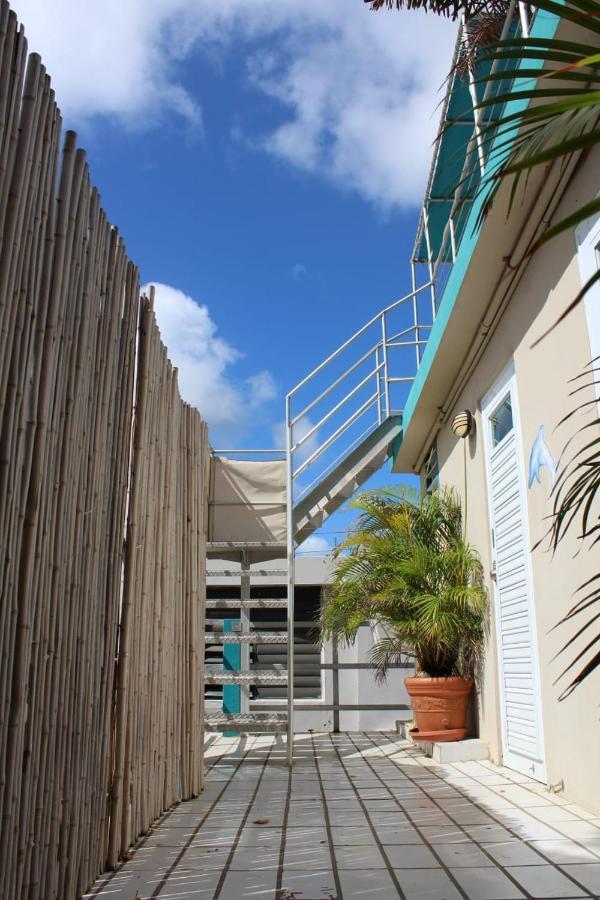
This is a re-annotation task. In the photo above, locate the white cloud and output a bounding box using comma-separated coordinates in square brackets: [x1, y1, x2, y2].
[12, 0, 456, 207]
[246, 371, 277, 407]
[297, 534, 331, 555]
[292, 263, 307, 279]
[273, 416, 321, 466]
[144, 282, 277, 439]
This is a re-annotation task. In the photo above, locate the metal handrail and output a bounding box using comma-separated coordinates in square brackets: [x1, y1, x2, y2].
[288, 281, 434, 399]
[286, 278, 435, 496]
[290, 340, 382, 427]
[292, 363, 384, 453]
[293, 391, 380, 480]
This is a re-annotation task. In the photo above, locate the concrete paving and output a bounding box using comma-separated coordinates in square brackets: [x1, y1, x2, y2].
[87, 733, 600, 900]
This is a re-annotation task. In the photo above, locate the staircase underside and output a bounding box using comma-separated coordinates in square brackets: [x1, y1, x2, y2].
[292, 416, 402, 546]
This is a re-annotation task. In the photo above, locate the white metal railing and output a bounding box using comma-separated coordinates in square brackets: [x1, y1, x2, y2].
[285, 280, 434, 513]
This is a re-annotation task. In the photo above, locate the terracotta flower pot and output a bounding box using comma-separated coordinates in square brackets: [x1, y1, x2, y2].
[405, 675, 472, 742]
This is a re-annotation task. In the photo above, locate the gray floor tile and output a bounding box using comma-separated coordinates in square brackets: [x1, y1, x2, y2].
[529, 839, 599, 864]
[330, 825, 377, 845]
[463, 823, 514, 842]
[377, 824, 424, 844]
[506, 864, 587, 898]
[394, 867, 463, 900]
[228, 845, 280, 870]
[552, 819, 600, 845]
[338, 867, 399, 898]
[333, 844, 388, 868]
[217, 868, 277, 899]
[420, 824, 471, 843]
[283, 844, 332, 869]
[561, 863, 600, 894]
[484, 839, 547, 866]
[450, 865, 525, 899]
[384, 843, 441, 869]
[279, 869, 337, 899]
[434, 840, 496, 867]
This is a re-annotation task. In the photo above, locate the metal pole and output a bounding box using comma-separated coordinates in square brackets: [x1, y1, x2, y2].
[381, 314, 391, 419]
[375, 345, 383, 424]
[462, 13, 486, 176]
[285, 393, 295, 767]
[410, 262, 421, 367]
[518, 1, 530, 37]
[332, 637, 340, 733]
[449, 217, 457, 262]
[422, 205, 437, 320]
[240, 552, 250, 714]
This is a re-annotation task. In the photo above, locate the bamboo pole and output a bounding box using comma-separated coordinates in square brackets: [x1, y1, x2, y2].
[0, 5, 210, 896]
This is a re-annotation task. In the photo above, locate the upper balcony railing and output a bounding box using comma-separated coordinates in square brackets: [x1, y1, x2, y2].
[411, 1, 533, 308]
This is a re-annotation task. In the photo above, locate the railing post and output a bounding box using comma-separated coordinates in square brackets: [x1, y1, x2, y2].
[376, 345, 383, 424]
[285, 393, 295, 767]
[422, 206, 437, 321]
[449, 217, 457, 263]
[462, 12, 486, 177]
[518, 1, 530, 37]
[411, 262, 421, 367]
[381, 314, 391, 419]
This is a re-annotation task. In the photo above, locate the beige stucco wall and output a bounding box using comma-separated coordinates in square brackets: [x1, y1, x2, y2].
[431, 151, 600, 815]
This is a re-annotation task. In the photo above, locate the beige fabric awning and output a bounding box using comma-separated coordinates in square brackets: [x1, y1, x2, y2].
[208, 458, 287, 556]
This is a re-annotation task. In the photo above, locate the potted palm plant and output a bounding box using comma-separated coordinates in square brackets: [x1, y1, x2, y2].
[321, 487, 488, 741]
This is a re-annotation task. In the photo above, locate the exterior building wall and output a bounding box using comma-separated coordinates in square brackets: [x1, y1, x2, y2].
[430, 152, 600, 814]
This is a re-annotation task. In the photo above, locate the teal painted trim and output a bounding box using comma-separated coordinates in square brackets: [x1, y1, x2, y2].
[397, 8, 561, 458]
[223, 618, 241, 736]
[390, 425, 404, 468]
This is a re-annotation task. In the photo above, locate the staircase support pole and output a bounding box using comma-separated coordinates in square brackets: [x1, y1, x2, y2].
[286, 394, 295, 767]
[240, 552, 250, 714]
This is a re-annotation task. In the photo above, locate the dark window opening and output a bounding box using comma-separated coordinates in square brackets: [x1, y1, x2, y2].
[204, 584, 322, 701]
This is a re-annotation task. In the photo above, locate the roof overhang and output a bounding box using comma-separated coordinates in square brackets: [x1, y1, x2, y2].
[393, 10, 581, 474]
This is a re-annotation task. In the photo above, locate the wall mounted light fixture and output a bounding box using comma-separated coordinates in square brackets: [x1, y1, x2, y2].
[452, 409, 474, 439]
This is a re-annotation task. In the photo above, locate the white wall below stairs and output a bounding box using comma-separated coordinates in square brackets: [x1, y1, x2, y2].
[336, 625, 413, 732]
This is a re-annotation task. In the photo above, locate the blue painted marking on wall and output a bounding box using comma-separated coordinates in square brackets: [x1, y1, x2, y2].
[528, 425, 557, 489]
[222, 618, 241, 736]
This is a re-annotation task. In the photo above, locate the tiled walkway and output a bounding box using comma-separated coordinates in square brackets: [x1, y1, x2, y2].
[88, 733, 600, 900]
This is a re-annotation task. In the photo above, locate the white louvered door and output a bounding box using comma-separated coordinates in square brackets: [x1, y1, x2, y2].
[482, 364, 546, 782]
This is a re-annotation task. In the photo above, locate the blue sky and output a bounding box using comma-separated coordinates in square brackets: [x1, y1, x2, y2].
[13, 0, 456, 549]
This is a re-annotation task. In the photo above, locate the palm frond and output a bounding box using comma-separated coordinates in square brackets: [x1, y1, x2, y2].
[322, 488, 488, 679]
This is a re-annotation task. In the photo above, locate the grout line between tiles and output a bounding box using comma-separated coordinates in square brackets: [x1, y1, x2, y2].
[151, 736, 260, 898]
[211, 738, 276, 900]
[327, 732, 407, 900]
[377, 732, 595, 900]
[87, 736, 240, 896]
[312, 732, 344, 899]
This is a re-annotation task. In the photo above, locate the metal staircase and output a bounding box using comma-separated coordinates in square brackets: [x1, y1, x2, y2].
[204, 282, 433, 764]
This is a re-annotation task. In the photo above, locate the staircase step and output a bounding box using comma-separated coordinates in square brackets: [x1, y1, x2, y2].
[206, 598, 288, 609]
[207, 569, 288, 578]
[205, 631, 287, 645]
[204, 712, 287, 733]
[207, 541, 287, 559]
[204, 668, 288, 686]
[293, 415, 402, 545]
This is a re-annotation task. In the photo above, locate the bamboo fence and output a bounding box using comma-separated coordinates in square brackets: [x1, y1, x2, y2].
[0, 3, 209, 897]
